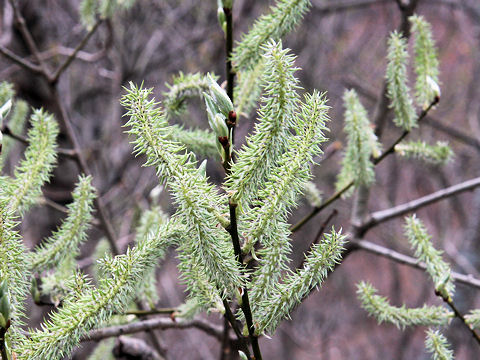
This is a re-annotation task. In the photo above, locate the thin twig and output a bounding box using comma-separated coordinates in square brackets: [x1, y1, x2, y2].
[222, 4, 262, 360]
[2, 125, 77, 159]
[0, 45, 42, 74]
[346, 238, 480, 289]
[51, 20, 102, 84]
[436, 292, 480, 346]
[8, 0, 52, 80]
[85, 318, 226, 342]
[50, 88, 120, 255]
[298, 209, 338, 269]
[360, 176, 480, 232]
[124, 308, 177, 316]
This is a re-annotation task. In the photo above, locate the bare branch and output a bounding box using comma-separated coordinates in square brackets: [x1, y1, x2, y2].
[361, 176, 480, 231]
[86, 318, 226, 343]
[347, 238, 480, 290]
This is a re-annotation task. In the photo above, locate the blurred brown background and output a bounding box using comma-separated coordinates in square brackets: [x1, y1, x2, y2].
[1, 0, 480, 359]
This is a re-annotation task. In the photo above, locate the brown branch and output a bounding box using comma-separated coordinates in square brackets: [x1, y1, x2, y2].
[8, 0, 52, 80]
[346, 238, 480, 290]
[359, 176, 480, 232]
[50, 20, 102, 84]
[0, 45, 42, 75]
[85, 318, 226, 343]
[312, 0, 391, 15]
[298, 209, 338, 269]
[2, 125, 77, 159]
[436, 292, 480, 346]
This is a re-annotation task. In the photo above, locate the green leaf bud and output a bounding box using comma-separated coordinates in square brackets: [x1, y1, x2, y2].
[0, 99, 12, 122]
[217, 4, 226, 34]
[0, 294, 10, 326]
[206, 74, 233, 117]
[0, 280, 7, 298]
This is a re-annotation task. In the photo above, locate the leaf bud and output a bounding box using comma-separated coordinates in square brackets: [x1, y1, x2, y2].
[0, 294, 10, 328]
[207, 74, 233, 117]
[0, 99, 12, 123]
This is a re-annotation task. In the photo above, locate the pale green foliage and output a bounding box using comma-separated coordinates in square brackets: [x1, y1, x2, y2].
[232, 0, 311, 70]
[395, 140, 453, 165]
[121, 84, 243, 300]
[0, 202, 30, 343]
[404, 215, 454, 300]
[40, 255, 78, 305]
[336, 89, 380, 195]
[386, 31, 416, 131]
[255, 229, 345, 334]
[244, 91, 329, 246]
[226, 40, 300, 209]
[17, 223, 178, 360]
[133, 206, 169, 305]
[464, 309, 480, 329]
[5, 109, 58, 214]
[0, 82, 14, 105]
[303, 181, 323, 207]
[87, 338, 115, 360]
[0, 100, 29, 169]
[169, 125, 218, 159]
[357, 282, 453, 329]
[425, 329, 454, 360]
[79, 0, 136, 29]
[410, 15, 440, 109]
[203, 74, 233, 161]
[234, 59, 265, 117]
[163, 72, 217, 119]
[174, 298, 205, 320]
[31, 175, 95, 270]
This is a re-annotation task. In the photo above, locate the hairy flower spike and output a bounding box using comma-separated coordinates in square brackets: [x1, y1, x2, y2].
[395, 141, 453, 165]
[386, 31, 416, 131]
[80, 0, 136, 28]
[163, 72, 218, 119]
[0, 198, 30, 346]
[357, 282, 453, 329]
[6, 109, 58, 214]
[225, 40, 300, 209]
[425, 329, 454, 360]
[336, 89, 380, 195]
[404, 215, 455, 300]
[121, 83, 243, 299]
[17, 223, 179, 360]
[232, 0, 311, 70]
[244, 91, 329, 251]
[234, 59, 265, 118]
[30, 175, 95, 271]
[410, 15, 440, 109]
[133, 206, 169, 305]
[169, 125, 218, 159]
[255, 229, 345, 334]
